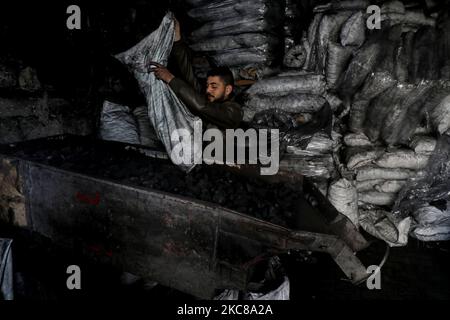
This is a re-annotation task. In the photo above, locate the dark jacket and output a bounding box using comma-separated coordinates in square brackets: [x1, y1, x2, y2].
[168, 41, 243, 130]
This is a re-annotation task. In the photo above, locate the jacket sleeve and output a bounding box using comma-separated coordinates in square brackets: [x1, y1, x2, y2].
[169, 77, 243, 129]
[170, 40, 202, 92]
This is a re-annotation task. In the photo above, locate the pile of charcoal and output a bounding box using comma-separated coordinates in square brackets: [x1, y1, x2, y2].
[186, 0, 285, 79]
[6, 137, 310, 228]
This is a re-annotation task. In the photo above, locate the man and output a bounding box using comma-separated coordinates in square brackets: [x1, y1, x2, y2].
[150, 19, 243, 130]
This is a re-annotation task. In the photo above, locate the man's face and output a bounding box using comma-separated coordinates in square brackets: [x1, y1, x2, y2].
[206, 76, 232, 103]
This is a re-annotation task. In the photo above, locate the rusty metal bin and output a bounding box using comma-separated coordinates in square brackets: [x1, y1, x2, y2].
[0, 135, 372, 298]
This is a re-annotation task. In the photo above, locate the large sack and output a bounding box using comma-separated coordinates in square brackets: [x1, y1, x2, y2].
[363, 83, 415, 142]
[359, 210, 411, 247]
[340, 11, 366, 47]
[431, 95, 450, 134]
[132, 106, 160, 148]
[343, 133, 373, 147]
[303, 14, 324, 71]
[357, 179, 406, 193]
[411, 205, 450, 241]
[358, 191, 397, 206]
[314, 0, 370, 13]
[188, 0, 277, 23]
[247, 74, 326, 96]
[381, 81, 435, 146]
[374, 150, 430, 170]
[393, 133, 450, 222]
[191, 16, 278, 40]
[339, 39, 383, 98]
[328, 178, 359, 227]
[374, 180, 407, 193]
[190, 33, 276, 52]
[409, 135, 437, 154]
[244, 94, 327, 122]
[326, 42, 352, 89]
[347, 149, 384, 170]
[356, 166, 415, 181]
[316, 12, 352, 72]
[349, 72, 397, 133]
[356, 179, 385, 192]
[98, 100, 140, 145]
[115, 13, 202, 171]
[210, 46, 275, 67]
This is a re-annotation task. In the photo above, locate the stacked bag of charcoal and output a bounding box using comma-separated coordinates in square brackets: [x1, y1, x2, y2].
[334, 132, 438, 245]
[301, 0, 369, 79]
[297, 0, 450, 244]
[184, 0, 341, 184]
[186, 0, 285, 80]
[393, 131, 450, 242]
[184, 0, 450, 242]
[240, 1, 369, 187]
[244, 70, 341, 187]
[339, 130, 450, 243]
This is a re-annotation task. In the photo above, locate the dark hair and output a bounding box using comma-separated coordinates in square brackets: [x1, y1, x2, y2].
[207, 67, 235, 87]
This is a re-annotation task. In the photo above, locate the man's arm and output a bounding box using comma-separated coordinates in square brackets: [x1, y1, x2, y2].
[170, 18, 202, 92]
[170, 40, 202, 92]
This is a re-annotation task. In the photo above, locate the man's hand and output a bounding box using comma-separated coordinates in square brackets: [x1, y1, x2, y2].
[149, 62, 175, 84]
[174, 18, 181, 42]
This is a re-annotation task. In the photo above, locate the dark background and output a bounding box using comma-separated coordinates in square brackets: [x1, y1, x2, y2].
[0, 0, 194, 108]
[2, 0, 446, 107]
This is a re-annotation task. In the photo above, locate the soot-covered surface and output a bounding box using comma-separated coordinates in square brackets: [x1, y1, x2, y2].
[2, 135, 304, 227]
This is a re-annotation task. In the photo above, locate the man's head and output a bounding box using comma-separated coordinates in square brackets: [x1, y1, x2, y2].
[206, 67, 234, 103]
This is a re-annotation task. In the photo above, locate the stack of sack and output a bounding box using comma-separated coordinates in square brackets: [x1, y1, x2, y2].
[243, 71, 341, 121]
[302, 0, 440, 89]
[244, 71, 342, 184]
[249, 105, 339, 184]
[300, 0, 447, 143]
[302, 0, 369, 79]
[350, 74, 450, 147]
[344, 132, 434, 210]
[185, 0, 450, 243]
[328, 130, 445, 245]
[305, 0, 448, 149]
[186, 0, 284, 78]
[393, 131, 450, 242]
[291, 0, 450, 245]
[279, 131, 341, 187]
